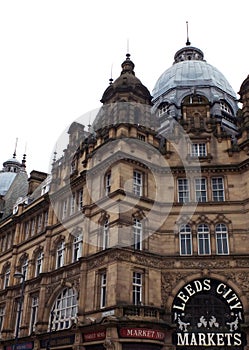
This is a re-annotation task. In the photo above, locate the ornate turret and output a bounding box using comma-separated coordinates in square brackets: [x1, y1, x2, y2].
[100, 53, 152, 105]
[93, 54, 157, 132]
[239, 75, 249, 130]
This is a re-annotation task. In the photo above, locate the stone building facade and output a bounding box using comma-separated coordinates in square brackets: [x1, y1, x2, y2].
[0, 41, 249, 350]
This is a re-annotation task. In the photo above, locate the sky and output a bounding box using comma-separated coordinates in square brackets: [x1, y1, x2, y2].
[0, 0, 248, 175]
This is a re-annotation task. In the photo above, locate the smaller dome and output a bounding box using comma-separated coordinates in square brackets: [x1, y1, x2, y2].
[93, 54, 155, 132]
[0, 172, 17, 196]
[100, 54, 152, 104]
[3, 155, 22, 173]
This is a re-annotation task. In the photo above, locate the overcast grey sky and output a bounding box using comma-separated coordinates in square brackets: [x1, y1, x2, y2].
[0, 0, 248, 174]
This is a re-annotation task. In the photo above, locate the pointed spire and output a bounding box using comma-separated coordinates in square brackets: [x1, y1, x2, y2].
[186, 21, 191, 46]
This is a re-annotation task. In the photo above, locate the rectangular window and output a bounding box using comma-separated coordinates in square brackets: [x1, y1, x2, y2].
[133, 272, 142, 305]
[30, 296, 38, 333]
[24, 221, 30, 239]
[22, 259, 28, 280]
[37, 214, 43, 232]
[70, 193, 76, 215]
[105, 173, 111, 195]
[179, 225, 192, 255]
[216, 233, 229, 255]
[216, 224, 229, 255]
[195, 178, 207, 202]
[0, 306, 5, 334]
[35, 252, 44, 276]
[133, 219, 142, 250]
[56, 242, 65, 268]
[212, 177, 225, 201]
[198, 233, 211, 254]
[62, 199, 68, 219]
[177, 178, 190, 203]
[15, 298, 23, 337]
[133, 171, 142, 196]
[4, 269, 10, 288]
[180, 233, 192, 255]
[44, 211, 48, 227]
[30, 218, 36, 236]
[100, 272, 107, 308]
[77, 189, 83, 211]
[198, 225, 210, 255]
[72, 235, 82, 262]
[6, 232, 13, 250]
[191, 143, 207, 157]
[102, 220, 109, 250]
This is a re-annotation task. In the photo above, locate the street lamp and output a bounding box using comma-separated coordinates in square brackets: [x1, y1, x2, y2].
[13, 272, 25, 350]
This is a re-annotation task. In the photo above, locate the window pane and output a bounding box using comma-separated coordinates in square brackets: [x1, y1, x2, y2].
[195, 178, 207, 202]
[178, 179, 189, 203]
[216, 224, 229, 254]
[198, 225, 210, 255]
[191, 143, 207, 157]
[212, 177, 225, 201]
[179, 225, 192, 255]
[50, 288, 78, 331]
[133, 272, 142, 305]
[133, 171, 142, 196]
[133, 218, 142, 250]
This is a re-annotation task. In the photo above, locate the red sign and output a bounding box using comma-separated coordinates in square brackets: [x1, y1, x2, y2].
[6, 343, 33, 350]
[84, 330, 106, 342]
[120, 328, 165, 340]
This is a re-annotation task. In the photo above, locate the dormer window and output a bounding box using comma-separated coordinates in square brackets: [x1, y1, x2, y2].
[158, 103, 170, 116]
[191, 143, 207, 157]
[183, 94, 207, 105]
[220, 101, 232, 115]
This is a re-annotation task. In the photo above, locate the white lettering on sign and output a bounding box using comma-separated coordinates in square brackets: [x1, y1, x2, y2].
[120, 328, 165, 340]
[173, 279, 242, 312]
[216, 283, 242, 310]
[177, 332, 242, 346]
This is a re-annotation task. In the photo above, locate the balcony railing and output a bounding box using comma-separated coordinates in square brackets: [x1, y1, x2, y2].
[122, 305, 164, 319]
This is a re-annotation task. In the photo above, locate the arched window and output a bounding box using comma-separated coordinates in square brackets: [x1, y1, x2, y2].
[197, 224, 210, 255]
[56, 241, 65, 268]
[49, 288, 78, 331]
[182, 94, 208, 105]
[179, 224, 192, 255]
[215, 224, 229, 255]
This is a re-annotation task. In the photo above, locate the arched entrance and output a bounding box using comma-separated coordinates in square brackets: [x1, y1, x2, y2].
[171, 278, 246, 349]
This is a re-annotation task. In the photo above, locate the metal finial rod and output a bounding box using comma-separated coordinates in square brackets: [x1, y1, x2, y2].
[186, 21, 191, 46]
[13, 137, 18, 158]
[109, 63, 113, 84]
[127, 38, 129, 54]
